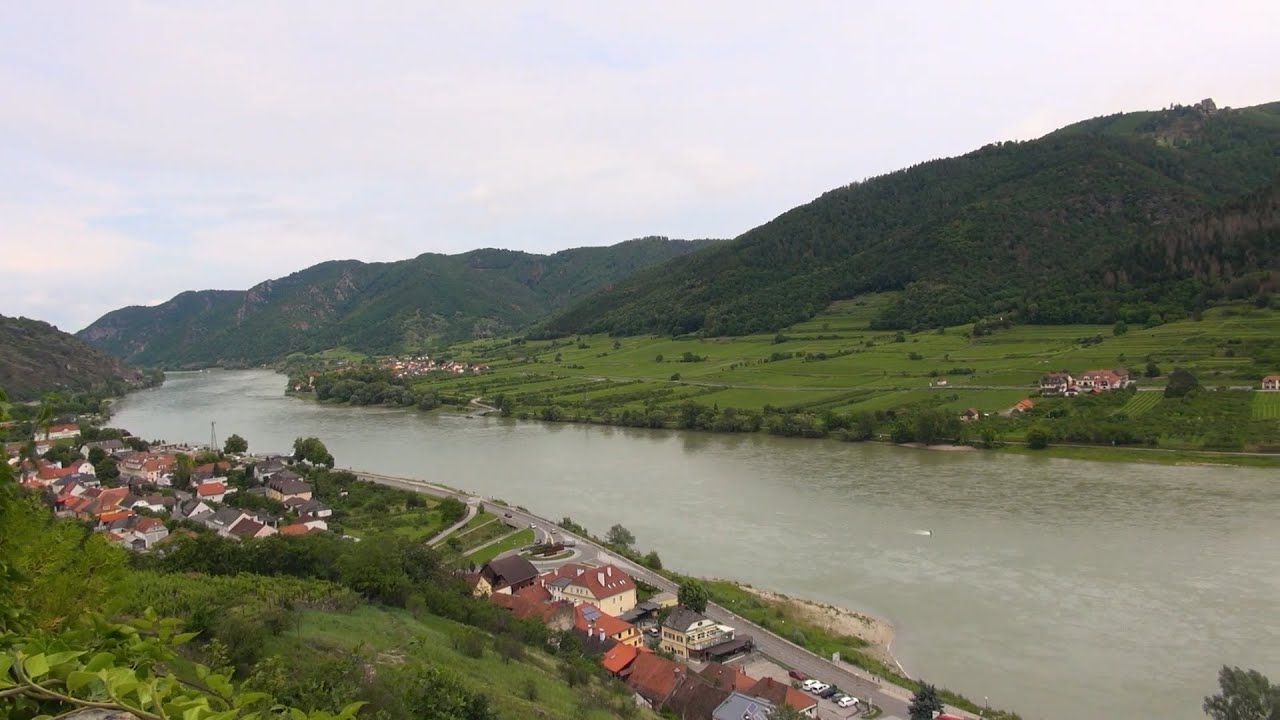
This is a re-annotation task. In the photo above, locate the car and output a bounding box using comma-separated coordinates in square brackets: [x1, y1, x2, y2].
[808, 682, 829, 694]
[503, 512, 512, 518]
[836, 696, 859, 709]
[818, 686, 839, 698]
[800, 679, 820, 691]
[529, 522, 537, 528]
[788, 669, 807, 682]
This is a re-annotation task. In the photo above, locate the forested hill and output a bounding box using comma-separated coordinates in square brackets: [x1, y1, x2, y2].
[78, 237, 716, 367]
[540, 99, 1280, 337]
[0, 314, 150, 400]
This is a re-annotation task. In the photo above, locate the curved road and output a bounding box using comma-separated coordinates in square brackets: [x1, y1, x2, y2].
[349, 469, 977, 720]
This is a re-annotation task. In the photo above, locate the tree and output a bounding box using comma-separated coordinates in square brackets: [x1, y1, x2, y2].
[1203, 666, 1279, 720]
[606, 524, 636, 548]
[173, 453, 195, 490]
[438, 496, 468, 525]
[293, 436, 335, 467]
[1165, 367, 1200, 398]
[678, 579, 709, 614]
[1145, 361, 1162, 378]
[1113, 320, 1129, 336]
[1026, 426, 1050, 450]
[224, 433, 249, 454]
[643, 550, 663, 570]
[909, 682, 944, 720]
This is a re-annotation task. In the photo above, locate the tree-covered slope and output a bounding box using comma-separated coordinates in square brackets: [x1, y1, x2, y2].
[541, 99, 1280, 337]
[78, 237, 716, 367]
[0, 313, 151, 400]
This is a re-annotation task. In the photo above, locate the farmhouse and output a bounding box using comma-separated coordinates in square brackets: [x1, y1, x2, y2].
[1039, 372, 1074, 395]
[1262, 375, 1280, 391]
[1077, 368, 1132, 391]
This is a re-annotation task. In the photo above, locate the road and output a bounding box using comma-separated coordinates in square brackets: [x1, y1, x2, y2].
[348, 469, 978, 720]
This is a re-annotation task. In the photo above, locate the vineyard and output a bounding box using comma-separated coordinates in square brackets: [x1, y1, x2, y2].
[1253, 392, 1280, 420]
[1119, 392, 1163, 417]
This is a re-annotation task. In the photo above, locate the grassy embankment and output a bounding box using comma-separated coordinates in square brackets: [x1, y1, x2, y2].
[391, 296, 1280, 466]
[278, 605, 638, 720]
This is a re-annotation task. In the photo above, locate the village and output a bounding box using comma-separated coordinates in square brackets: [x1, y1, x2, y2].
[3, 419, 920, 719]
[466, 550, 900, 719]
[377, 354, 490, 379]
[6, 425, 334, 552]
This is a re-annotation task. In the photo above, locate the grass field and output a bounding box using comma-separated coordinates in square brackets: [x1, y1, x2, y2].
[1253, 392, 1280, 420]
[305, 297, 1280, 463]
[465, 528, 535, 565]
[282, 605, 644, 720]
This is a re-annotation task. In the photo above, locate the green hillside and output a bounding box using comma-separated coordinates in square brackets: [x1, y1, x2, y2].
[306, 299, 1280, 463]
[77, 237, 716, 368]
[0, 313, 155, 401]
[541, 99, 1280, 337]
[0, 470, 656, 720]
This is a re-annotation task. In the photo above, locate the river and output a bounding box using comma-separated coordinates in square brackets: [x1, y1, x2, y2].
[110, 369, 1280, 720]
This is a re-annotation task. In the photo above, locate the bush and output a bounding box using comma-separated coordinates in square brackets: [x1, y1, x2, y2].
[1026, 427, 1050, 450]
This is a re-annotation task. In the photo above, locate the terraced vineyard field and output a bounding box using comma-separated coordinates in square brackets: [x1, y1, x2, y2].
[1119, 392, 1163, 417]
[1253, 392, 1280, 420]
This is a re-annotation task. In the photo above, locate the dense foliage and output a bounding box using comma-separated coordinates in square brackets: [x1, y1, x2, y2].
[0, 313, 159, 401]
[78, 238, 716, 368]
[542, 101, 1280, 337]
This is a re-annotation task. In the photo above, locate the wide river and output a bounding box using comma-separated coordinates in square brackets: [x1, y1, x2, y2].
[111, 370, 1279, 720]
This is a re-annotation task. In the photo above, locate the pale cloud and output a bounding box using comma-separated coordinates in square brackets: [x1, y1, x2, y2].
[1, 1, 1278, 331]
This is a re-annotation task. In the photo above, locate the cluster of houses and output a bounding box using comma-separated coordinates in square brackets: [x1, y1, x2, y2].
[469, 556, 814, 718]
[377, 355, 490, 379]
[1039, 368, 1135, 397]
[6, 428, 334, 551]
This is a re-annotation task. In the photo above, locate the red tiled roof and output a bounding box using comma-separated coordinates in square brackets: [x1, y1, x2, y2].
[573, 604, 636, 640]
[196, 481, 226, 497]
[1264, 375, 1280, 381]
[97, 510, 133, 523]
[540, 562, 636, 601]
[600, 642, 641, 674]
[699, 662, 756, 692]
[749, 676, 816, 712]
[134, 517, 165, 533]
[625, 652, 685, 704]
[47, 423, 79, 434]
[194, 462, 230, 474]
[279, 522, 316, 536]
[513, 583, 553, 603]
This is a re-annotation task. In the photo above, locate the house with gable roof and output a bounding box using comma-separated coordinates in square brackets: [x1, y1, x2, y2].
[538, 562, 637, 616]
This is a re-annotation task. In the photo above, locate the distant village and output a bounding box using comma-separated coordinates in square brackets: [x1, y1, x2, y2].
[378, 355, 490, 379]
[6, 425, 332, 552]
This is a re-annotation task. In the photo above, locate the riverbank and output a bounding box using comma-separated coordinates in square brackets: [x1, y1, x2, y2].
[738, 585, 902, 671]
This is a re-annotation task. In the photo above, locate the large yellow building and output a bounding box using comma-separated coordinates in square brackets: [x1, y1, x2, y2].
[539, 562, 637, 616]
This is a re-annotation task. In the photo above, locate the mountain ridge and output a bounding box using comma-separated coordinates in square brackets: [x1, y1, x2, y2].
[540, 99, 1280, 337]
[78, 237, 718, 367]
[0, 314, 153, 401]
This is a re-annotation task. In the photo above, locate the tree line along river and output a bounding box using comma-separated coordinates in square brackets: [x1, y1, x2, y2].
[110, 369, 1280, 720]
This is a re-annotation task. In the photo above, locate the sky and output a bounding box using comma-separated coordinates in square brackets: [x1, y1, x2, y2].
[2, 2, 1278, 332]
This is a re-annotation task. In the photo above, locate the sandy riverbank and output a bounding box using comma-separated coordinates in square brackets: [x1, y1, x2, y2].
[740, 586, 904, 671]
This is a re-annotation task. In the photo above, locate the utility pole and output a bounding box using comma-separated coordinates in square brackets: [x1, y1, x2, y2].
[210, 421, 217, 453]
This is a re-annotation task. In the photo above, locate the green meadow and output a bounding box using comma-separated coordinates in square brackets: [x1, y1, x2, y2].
[313, 295, 1280, 464]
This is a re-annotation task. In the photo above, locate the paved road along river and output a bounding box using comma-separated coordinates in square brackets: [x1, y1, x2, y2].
[110, 369, 1280, 720]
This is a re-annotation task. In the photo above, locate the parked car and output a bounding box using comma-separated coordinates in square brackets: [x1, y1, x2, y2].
[836, 695, 859, 708]
[808, 682, 829, 694]
[503, 512, 512, 518]
[818, 686, 839, 698]
[788, 669, 807, 682]
[801, 679, 820, 691]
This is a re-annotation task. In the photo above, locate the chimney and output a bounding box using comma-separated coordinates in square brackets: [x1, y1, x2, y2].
[576, 567, 585, 576]
[598, 628, 606, 641]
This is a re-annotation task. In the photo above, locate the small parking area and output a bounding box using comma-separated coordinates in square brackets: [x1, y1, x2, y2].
[730, 653, 875, 720]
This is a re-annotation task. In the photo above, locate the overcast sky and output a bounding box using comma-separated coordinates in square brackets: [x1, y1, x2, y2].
[2, 2, 1278, 332]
